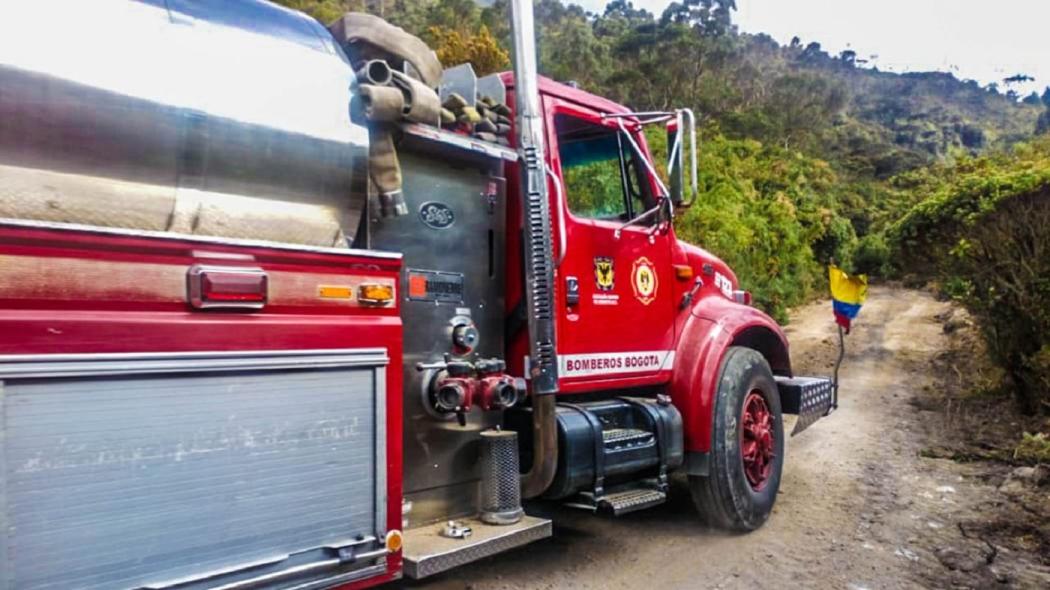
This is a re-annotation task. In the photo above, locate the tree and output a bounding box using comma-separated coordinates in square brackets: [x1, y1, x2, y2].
[1038, 88, 1050, 136]
[661, 0, 738, 37]
[427, 25, 509, 75]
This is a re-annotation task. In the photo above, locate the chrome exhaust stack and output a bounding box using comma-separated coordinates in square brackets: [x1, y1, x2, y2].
[509, 0, 559, 499]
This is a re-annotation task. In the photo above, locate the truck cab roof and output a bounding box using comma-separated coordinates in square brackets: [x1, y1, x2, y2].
[498, 71, 634, 116]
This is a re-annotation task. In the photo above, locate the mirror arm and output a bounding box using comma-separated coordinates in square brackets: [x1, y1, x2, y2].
[613, 118, 670, 200]
[614, 196, 669, 240]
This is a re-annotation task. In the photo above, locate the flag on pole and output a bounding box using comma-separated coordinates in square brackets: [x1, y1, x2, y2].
[829, 265, 867, 332]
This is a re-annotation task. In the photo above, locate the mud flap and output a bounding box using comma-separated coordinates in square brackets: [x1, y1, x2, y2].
[775, 376, 834, 436]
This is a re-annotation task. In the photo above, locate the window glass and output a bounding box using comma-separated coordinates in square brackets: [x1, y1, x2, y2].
[556, 114, 655, 222]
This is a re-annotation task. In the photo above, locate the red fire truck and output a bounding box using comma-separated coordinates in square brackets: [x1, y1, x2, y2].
[0, 1, 834, 588]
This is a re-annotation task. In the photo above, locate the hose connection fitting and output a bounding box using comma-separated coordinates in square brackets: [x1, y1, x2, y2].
[418, 355, 524, 424]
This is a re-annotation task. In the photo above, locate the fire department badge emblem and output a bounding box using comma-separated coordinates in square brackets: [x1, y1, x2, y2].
[631, 257, 658, 305]
[594, 257, 614, 291]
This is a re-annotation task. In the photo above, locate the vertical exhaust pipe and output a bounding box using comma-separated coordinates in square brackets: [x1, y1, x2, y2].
[509, 0, 559, 499]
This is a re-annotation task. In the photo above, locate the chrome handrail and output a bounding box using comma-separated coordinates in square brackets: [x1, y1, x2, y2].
[545, 164, 568, 267]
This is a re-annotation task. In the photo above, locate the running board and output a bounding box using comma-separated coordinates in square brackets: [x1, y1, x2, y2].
[402, 515, 551, 579]
[566, 483, 667, 516]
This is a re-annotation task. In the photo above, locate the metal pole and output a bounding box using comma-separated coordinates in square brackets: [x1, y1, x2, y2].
[832, 324, 845, 412]
[509, 0, 557, 397]
[510, 0, 559, 499]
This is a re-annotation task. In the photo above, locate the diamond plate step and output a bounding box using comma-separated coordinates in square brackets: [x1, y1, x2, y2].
[566, 485, 668, 516]
[597, 487, 667, 515]
[402, 515, 551, 579]
[602, 427, 653, 447]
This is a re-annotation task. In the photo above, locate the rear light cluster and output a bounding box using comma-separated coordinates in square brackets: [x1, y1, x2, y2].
[733, 289, 752, 306]
[187, 265, 268, 310]
[358, 283, 395, 305]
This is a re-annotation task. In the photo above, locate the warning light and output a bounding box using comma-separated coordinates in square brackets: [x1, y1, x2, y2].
[187, 265, 267, 310]
[385, 529, 403, 553]
[318, 285, 353, 300]
[359, 283, 394, 305]
[673, 264, 694, 280]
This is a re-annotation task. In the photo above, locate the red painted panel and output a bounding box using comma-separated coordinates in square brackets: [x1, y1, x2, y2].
[541, 96, 676, 391]
[0, 222, 405, 584]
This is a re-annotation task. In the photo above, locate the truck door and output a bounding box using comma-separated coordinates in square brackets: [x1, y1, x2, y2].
[546, 101, 676, 391]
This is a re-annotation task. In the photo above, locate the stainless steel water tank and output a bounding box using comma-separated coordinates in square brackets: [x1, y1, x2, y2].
[0, 0, 368, 247]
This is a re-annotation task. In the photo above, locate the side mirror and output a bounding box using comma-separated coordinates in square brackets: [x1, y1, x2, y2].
[666, 109, 697, 209]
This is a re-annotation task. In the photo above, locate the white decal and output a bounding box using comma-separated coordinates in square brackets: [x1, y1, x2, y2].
[559, 350, 676, 378]
[592, 293, 620, 306]
[715, 272, 733, 298]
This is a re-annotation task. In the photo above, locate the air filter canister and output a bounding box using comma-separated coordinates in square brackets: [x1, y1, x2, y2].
[479, 429, 525, 525]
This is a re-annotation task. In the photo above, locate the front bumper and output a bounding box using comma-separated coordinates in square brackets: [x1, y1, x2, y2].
[776, 376, 835, 435]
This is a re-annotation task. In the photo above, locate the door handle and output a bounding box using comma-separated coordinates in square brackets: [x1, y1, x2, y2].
[565, 275, 580, 307]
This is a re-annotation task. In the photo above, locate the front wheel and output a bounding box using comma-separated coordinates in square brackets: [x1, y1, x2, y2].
[689, 346, 784, 532]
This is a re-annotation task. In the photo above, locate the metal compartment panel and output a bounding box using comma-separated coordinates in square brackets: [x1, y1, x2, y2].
[0, 349, 388, 590]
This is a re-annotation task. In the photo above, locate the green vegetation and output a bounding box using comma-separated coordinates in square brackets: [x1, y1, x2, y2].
[1015, 432, 1050, 464]
[889, 136, 1050, 412]
[277, 0, 1048, 412]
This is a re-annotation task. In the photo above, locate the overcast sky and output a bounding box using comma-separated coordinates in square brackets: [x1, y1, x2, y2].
[573, 0, 1049, 97]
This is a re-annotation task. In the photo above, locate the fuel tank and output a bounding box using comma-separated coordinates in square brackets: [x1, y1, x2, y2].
[0, 0, 368, 247]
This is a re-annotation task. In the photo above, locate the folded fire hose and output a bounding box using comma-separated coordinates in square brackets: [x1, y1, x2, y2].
[329, 13, 442, 89]
[331, 13, 450, 218]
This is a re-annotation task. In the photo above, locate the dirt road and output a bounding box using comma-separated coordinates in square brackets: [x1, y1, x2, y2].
[405, 287, 1050, 589]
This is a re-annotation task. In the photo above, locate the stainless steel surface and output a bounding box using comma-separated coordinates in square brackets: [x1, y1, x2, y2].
[0, 0, 367, 247]
[284, 564, 389, 590]
[479, 430, 524, 525]
[186, 264, 268, 310]
[369, 136, 506, 525]
[510, 0, 559, 396]
[545, 164, 568, 267]
[0, 218, 402, 260]
[400, 123, 518, 162]
[522, 394, 560, 499]
[0, 348, 388, 590]
[402, 515, 552, 579]
[440, 521, 474, 539]
[569, 486, 668, 515]
[678, 108, 699, 207]
[140, 538, 377, 590]
[782, 376, 834, 436]
[510, 0, 561, 501]
[477, 73, 508, 105]
[439, 63, 478, 106]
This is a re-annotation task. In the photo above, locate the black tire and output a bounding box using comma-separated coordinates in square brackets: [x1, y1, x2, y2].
[689, 346, 784, 532]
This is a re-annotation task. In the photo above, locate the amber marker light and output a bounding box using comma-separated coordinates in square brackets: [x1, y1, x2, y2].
[673, 264, 694, 281]
[385, 529, 403, 553]
[358, 282, 395, 305]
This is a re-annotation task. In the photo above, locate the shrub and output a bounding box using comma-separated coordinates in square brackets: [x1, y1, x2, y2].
[853, 232, 892, 276]
[1014, 432, 1050, 464]
[890, 137, 1050, 413]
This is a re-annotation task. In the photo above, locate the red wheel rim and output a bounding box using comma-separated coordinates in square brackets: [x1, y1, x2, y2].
[741, 390, 775, 491]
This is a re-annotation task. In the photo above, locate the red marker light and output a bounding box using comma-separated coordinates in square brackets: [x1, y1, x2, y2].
[187, 265, 268, 310]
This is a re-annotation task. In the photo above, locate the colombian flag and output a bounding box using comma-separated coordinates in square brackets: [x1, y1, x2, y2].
[829, 265, 867, 332]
